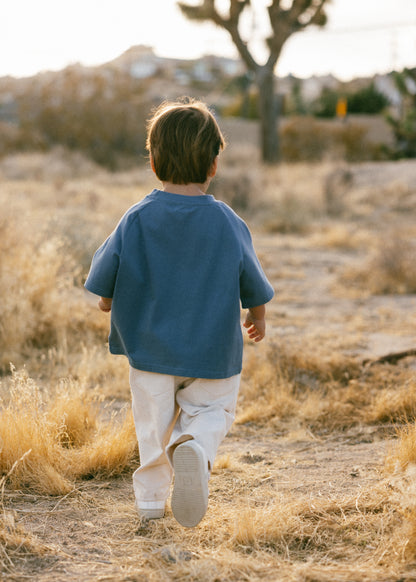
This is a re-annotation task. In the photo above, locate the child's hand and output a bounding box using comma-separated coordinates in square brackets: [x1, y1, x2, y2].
[243, 312, 266, 342]
[98, 297, 112, 312]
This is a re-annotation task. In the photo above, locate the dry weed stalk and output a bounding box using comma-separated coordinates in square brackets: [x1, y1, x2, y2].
[0, 450, 59, 576]
[0, 509, 55, 575]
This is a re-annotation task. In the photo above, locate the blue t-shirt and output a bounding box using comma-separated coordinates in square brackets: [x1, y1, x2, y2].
[85, 189, 274, 379]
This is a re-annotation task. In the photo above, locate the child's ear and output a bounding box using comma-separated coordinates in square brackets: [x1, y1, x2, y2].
[209, 156, 219, 178]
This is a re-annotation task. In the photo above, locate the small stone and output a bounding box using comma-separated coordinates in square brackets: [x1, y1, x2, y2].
[160, 547, 194, 563]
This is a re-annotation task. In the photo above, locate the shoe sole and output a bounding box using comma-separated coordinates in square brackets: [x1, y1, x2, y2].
[171, 442, 208, 528]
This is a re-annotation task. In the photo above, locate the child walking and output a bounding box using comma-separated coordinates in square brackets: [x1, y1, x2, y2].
[84, 99, 274, 528]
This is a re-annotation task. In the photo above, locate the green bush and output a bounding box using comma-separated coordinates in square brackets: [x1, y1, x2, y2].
[347, 83, 389, 114]
[312, 88, 339, 118]
[313, 83, 389, 118]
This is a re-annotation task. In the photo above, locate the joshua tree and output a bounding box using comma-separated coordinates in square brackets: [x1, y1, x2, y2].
[178, 0, 329, 163]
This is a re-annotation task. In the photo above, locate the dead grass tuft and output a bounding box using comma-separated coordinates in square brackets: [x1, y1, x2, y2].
[368, 379, 416, 424]
[229, 486, 411, 577]
[0, 217, 108, 372]
[339, 232, 416, 296]
[47, 378, 99, 447]
[0, 368, 138, 494]
[238, 343, 364, 430]
[68, 408, 137, 480]
[239, 344, 416, 432]
[386, 424, 416, 473]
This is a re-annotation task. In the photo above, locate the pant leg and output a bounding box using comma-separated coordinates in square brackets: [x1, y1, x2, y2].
[167, 374, 241, 470]
[129, 368, 178, 509]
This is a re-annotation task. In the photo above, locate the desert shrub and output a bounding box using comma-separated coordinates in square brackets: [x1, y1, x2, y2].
[231, 491, 394, 562]
[280, 117, 377, 162]
[0, 368, 138, 494]
[386, 423, 416, 472]
[239, 343, 416, 430]
[209, 144, 262, 211]
[281, 116, 330, 161]
[238, 343, 364, 430]
[0, 216, 107, 371]
[209, 165, 259, 211]
[323, 167, 353, 216]
[339, 233, 416, 295]
[370, 236, 416, 294]
[0, 121, 49, 159]
[0, 146, 103, 181]
[336, 123, 375, 162]
[15, 68, 151, 169]
[369, 381, 416, 424]
[261, 191, 320, 234]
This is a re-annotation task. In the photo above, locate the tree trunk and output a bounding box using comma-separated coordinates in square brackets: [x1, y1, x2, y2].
[257, 68, 279, 164]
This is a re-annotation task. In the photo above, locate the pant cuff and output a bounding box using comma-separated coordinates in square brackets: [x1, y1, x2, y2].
[136, 501, 166, 510]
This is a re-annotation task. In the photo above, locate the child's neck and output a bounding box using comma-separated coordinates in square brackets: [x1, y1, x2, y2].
[161, 181, 210, 197]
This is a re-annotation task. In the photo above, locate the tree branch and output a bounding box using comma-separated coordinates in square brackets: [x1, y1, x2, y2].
[230, 0, 250, 22]
[296, 0, 328, 28]
[363, 349, 416, 367]
[178, 0, 328, 73]
[178, 0, 259, 71]
[265, 0, 328, 69]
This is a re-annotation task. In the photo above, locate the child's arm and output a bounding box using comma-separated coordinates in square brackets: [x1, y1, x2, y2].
[98, 297, 112, 312]
[243, 304, 266, 342]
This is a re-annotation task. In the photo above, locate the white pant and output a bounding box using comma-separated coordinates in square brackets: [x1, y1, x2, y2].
[129, 367, 241, 509]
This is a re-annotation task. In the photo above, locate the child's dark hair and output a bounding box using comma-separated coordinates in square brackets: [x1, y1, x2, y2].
[146, 98, 225, 185]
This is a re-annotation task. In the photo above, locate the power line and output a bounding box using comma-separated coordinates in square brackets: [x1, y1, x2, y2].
[301, 20, 416, 35]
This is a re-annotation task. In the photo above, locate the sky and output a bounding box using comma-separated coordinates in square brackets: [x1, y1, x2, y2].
[1, 0, 416, 81]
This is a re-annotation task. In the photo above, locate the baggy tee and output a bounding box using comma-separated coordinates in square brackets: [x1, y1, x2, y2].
[85, 189, 274, 379]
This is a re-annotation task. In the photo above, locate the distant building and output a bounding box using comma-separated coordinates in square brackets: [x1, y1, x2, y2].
[106, 45, 244, 84]
[374, 74, 401, 108]
[108, 45, 161, 79]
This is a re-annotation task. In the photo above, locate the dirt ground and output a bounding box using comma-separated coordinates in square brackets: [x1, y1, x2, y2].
[4, 430, 390, 581]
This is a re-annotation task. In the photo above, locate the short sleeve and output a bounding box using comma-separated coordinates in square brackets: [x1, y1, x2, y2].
[84, 228, 122, 298]
[239, 223, 274, 309]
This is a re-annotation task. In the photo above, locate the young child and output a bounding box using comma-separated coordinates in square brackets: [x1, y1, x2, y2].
[84, 99, 274, 528]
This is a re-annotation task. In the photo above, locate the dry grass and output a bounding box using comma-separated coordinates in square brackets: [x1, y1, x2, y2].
[231, 490, 394, 562]
[338, 231, 416, 296]
[0, 509, 57, 579]
[280, 116, 384, 163]
[238, 343, 416, 433]
[0, 215, 107, 372]
[1, 148, 416, 580]
[386, 425, 416, 473]
[0, 367, 138, 495]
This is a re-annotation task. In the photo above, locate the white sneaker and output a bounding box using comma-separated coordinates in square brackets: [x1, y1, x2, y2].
[171, 440, 209, 528]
